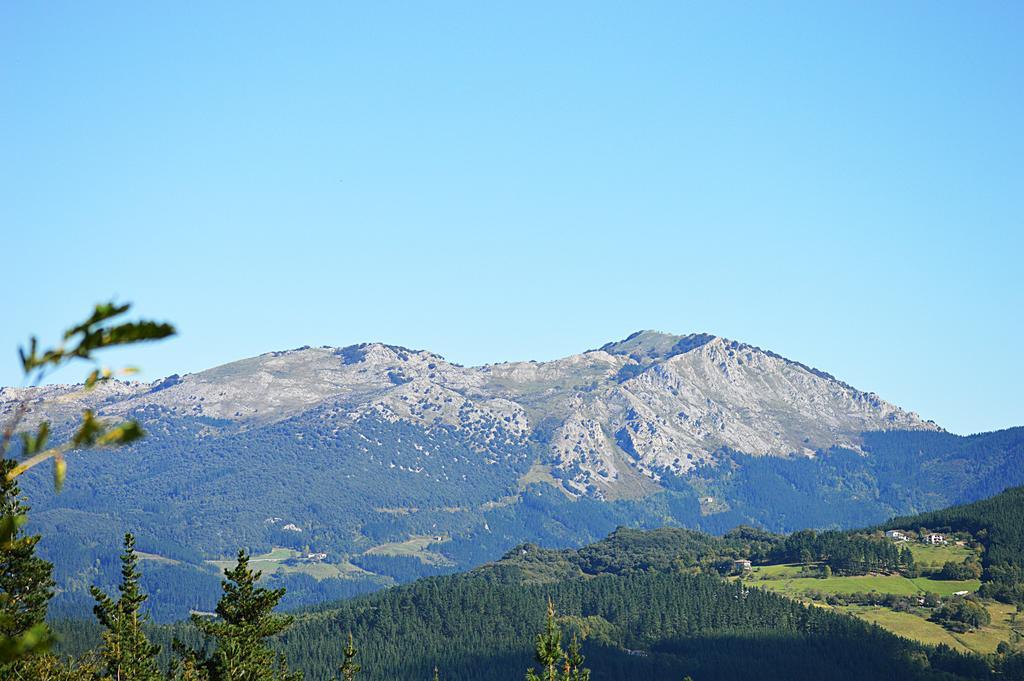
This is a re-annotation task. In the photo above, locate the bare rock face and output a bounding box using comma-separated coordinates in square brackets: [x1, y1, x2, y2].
[552, 333, 937, 493]
[1, 331, 940, 498]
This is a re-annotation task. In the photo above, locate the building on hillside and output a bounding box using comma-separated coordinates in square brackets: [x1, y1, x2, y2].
[306, 552, 328, 561]
[924, 533, 946, 545]
[885, 530, 908, 542]
[734, 559, 752, 572]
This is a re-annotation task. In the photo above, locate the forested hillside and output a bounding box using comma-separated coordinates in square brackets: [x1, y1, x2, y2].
[268, 489, 1024, 679]
[40, 485, 1024, 679]
[883, 486, 1024, 604]
[272, 571, 996, 681]
[52, 559, 1009, 681]
[697, 428, 1024, 532]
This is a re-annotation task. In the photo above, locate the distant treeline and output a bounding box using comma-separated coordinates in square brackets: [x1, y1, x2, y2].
[770, 529, 906, 574]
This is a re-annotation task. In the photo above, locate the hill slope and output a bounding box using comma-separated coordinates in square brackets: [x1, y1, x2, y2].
[883, 485, 1024, 603]
[51, 489, 1024, 680]
[272, 488, 1024, 679]
[272, 570, 995, 681]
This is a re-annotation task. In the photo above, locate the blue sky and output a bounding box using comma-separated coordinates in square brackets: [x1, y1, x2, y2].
[2, 3, 1021, 435]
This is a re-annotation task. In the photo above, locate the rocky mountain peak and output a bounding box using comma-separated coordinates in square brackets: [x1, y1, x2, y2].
[597, 330, 718, 362]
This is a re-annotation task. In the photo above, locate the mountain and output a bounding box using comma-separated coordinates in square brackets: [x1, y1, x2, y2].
[5, 330, 1023, 620]
[5, 331, 937, 497]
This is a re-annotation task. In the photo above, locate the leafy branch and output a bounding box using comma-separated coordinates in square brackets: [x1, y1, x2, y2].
[2, 301, 175, 491]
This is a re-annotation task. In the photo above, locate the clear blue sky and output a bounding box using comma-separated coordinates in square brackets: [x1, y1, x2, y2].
[2, 3, 1021, 435]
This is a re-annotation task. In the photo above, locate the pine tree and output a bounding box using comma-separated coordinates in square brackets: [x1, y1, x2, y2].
[169, 641, 209, 681]
[90, 533, 163, 680]
[1, 302, 174, 667]
[525, 599, 590, 681]
[901, 546, 920, 578]
[8, 649, 103, 680]
[337, 632, 359, 681]
[526, 599, 562, 681]
[563, 633, 589, 681]
[0, 456, 55, 668]
[190, 550, 301, 681]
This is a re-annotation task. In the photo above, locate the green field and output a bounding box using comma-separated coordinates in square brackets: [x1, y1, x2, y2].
[749, 564, 979, 599]
[958, 602, 1024, 654]
[909, 576, 982, 596]
[135, 550, 181, 565]
[207, 547, 368, 580]
[518, 462, 559, 488]
[847, 606, 971, 651]
[847, 601, 1022, 655]
[364, 534, 454, 566]
[207, 547, 297, 574]
[745, 561, 1016, 656]
[906, 542, 977, 570]
[749, 563, 807, 578]
[481, 463, 569, 511]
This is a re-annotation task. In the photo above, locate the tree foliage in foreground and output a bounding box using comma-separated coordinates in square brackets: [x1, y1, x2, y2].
[182, 551, 302, 681]
[526, 599, 589, 681]
[91, 533, 163, 680]
[1, 302, 174, 670]
[0, 456, 55, 670]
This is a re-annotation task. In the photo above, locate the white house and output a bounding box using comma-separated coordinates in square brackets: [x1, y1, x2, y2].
[885, 530, 908, 542]
[925, 533, 946, 545]
[734, 559, 752, 572]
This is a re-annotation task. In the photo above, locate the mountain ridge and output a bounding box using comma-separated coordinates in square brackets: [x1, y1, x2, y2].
[2, 329, 939, 498]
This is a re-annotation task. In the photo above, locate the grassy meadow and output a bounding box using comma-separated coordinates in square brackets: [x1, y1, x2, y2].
[743, 555, 1017, 656]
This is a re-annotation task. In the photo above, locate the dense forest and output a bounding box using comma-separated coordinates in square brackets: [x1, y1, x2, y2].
[770, 529, 906, 574]
[696, 428, 1024, 533]
[46, 538, 1021, 681]
[271, 570, 1002, 681]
